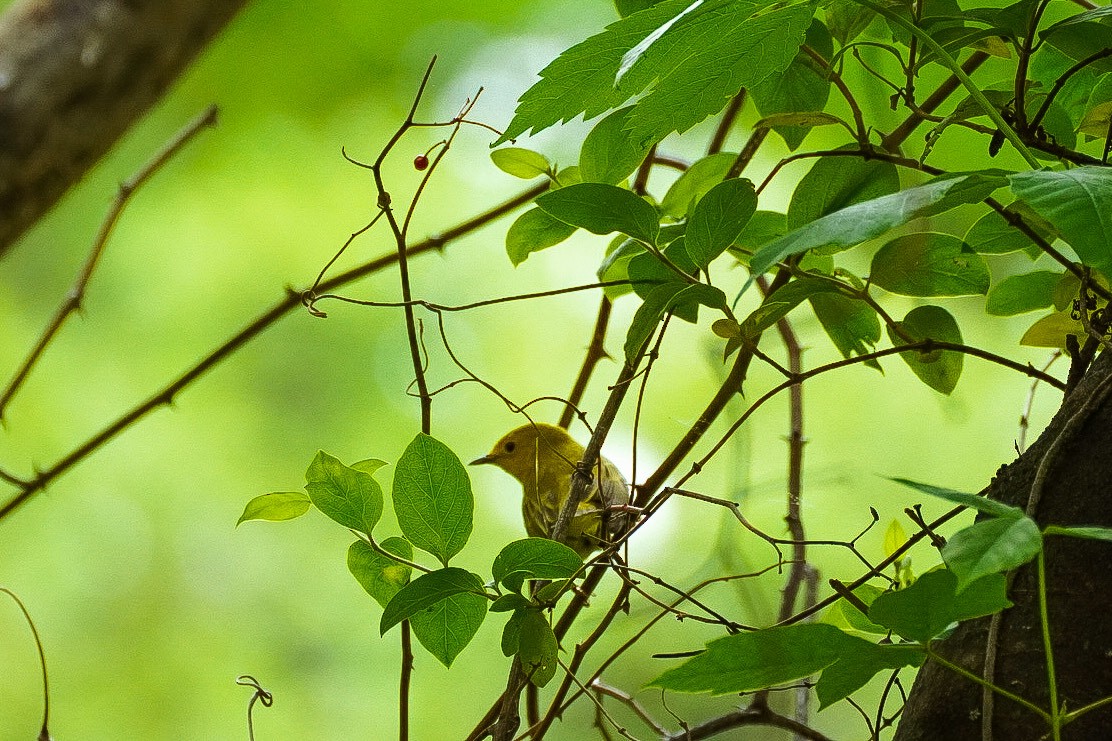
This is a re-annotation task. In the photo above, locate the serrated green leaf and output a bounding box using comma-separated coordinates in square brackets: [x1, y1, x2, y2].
[685, 178, 757, 268]
[887, 305, 964, 395]
[648, 624, 853, 694]
[660, 152, 738, 219]
[888, 477, 1023, 518]
[749, 20, 834, 150]
[579, 106, 653, 184]
[410, 589, 488, 667]
[985, 271, 1061, 316]
[237, 491, 312, 525]
[491, 147, 552, 179]
[393, 434, 474, 566]
[305, 451, 384, 536]
[871, 233, 989, 297]
[536, 183, 660, 245]
[348, 537, 413, 608]
[943, 516, 1042, 591]
[1009, 168, 1112, 273]
[1020, 310, 1086, 350]
[506, 207, 578, 266]
[380, 567, 487, 635]
[493, 538, 584, 593]
[497, 0, 813, 147]
[868, 569, 1010, 642]
[517, 610, 559, 687]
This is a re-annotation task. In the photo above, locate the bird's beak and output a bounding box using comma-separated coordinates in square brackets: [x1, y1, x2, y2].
[469, 454, 496, 466]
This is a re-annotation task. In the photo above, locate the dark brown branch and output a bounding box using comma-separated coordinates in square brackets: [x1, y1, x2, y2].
[0, 0, 248, 256]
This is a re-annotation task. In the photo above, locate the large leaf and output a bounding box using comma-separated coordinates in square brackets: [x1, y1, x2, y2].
[505, 208, 578, 266]
[814, 642, 924, 709]
[409, 589, 488, 668]
[536, 183, 660, 245]
[379, 567, 487, 635]
[1009, 168, 1112, 273]
[868, 569, 1011, 642]
[492, 538, 584, 593]
[750, 173, 1007, 280]
[964, 201, 1058, 255]
[497, 0, 814, 146]
[786, 152, 900, 232]
[870, 233, 989, 297]
[887, 305, 964, 395]
[304, 451, 384, 536]
[942, 516, 1043, 591]
[749, 20, 834, 150]
[985, 271, 1060, 316]
[392, 434, 474, 566]
[624, 282, 728, 361]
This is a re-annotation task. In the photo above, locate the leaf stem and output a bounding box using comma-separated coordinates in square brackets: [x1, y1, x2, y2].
[925, 647, 1049, 720]
[1037, 550, 1062, 740]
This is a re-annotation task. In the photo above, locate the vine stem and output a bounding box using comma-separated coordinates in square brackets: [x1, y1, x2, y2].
[1037, 550, 1062, 740]
[925, 648, 1049, 721]
[852, 0, 1040, 168]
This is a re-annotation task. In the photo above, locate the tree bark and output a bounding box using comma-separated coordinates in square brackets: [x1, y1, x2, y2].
[895, 351, 1112, 740]
[0, 0, 248, 257]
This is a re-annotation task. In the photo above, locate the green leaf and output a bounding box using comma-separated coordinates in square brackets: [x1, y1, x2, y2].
[786, 152, 901, 232]
[815, 642, 924, 709]
[740, 277, 842, 338]
[305, 451, 384, 536]
[348, 537, 413, 609]
[822, 583, 888, 636]
[502, 609, 525, 657]
[943, 516, 1042, 591]
[351, 458, 389, 475]
[751, 173, 1005, 281]
[753, 111, 848, 131]
[685, 178, 757, 268]
[870, 233, 989, 297]
[492, 538, 584, 593]
[491, 147, 552, 179]
[660, 152, 738, 219]
[497, 0, 814, 146]
[1020, 310, 1086, 350]
[810, 292, 881, 361]
[964, 201, 1058, 255]
[1043, 525, 1112, 542]
[888, 477, 1024, 518]
[749, 20, 834, 150]
[379, 567, 487, 635]
[1009, 168, 1112, 273]
[985, 271, 1061, 316]
[410, 589, 488, 668]
[868, 569, 1010, 642]
[579, 106, 653, 184]
[393, 433, 474, 566]
[491, 594, 532, 613]
[887, 305, 964, 395]
[826, 0, 876, 45]
[648, 623, 853, 694]
[506, 208, 578, 267]
[624, 282, 727, 361]
[730, 211, 787, 256]
[535, 183, 660, 245]
[616, 0, 667, 16]
[517, 610, 559, 687]
[237, 491, 311, 525]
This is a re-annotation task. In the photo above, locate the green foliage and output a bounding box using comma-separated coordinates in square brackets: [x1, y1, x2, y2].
[393, 433, 474, 566]
[888, 306, 964, 395]
[579, 106, 654, 183]
[237, 491, 312, 525]
[1009, 168, 1112, 274]
[348, 537, 413, 608]
[536, 182, 660, 245]
[505, 208, 578, 266]
[305, 451, 384, 535]
[684, 178, 757, 268]
[492, 538, 583, 594]
[871, 233, 989, 297]
[868, 569, 1011, 642]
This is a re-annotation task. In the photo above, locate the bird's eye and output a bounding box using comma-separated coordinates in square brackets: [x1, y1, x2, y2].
[504, 441, 516, 453]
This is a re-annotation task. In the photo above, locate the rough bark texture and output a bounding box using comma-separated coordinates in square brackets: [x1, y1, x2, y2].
[0, 0, 248, 257]
[895, 351, 1112, 740]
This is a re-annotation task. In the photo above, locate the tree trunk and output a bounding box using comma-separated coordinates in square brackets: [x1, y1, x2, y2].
[0, 0, 248, 257]
[895, 351, 1112, 739]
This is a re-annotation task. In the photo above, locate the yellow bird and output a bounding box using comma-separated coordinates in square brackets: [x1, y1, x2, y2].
[471, 423, 630, 557]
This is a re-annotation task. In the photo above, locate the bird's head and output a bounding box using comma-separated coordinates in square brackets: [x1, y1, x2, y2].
[469, 422, 583, 485]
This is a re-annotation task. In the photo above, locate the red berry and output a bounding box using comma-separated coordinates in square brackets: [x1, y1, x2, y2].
[413, 154, 429, 171]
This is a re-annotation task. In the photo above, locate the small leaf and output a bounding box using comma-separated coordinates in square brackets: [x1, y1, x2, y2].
[305, 451, 384, 536]
[491, 594, 532, 613]
[502, 609, 526, 657]
[493, 538, 584, 593]
[786, 151, 900, 232]
[351, 458, 390, 476]
[887, 305, 964, 395]
[986, 271, 1061, 316]
[1043, 525, 1112, 542]
[579, 106, 653, 184]
[888, 477, 1024, 518]
[685, 178, 757, 268]
[822, 583, 888, 636]
[753, 111, 848, 131]
[237, 491, 311, 525]
[380, 567, 487, 635]
[943, 516, 1043, 590]
[393, 434, 474, 566]
[740, 278, 842, 338]
[536, 183, 660, 245]
[661, 152, 737, 219]
[1020, 310, 1086, 350]
[884, 520, 908, 558]
[517, 610, 559, 687]
[348, 537, 413, 608]
[491, 148, 551, 179]
[870, 233, 989, 297]
[506, 208, 578, 266]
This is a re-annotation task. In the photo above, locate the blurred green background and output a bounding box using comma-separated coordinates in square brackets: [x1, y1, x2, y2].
[0, 1, 1067, 738]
